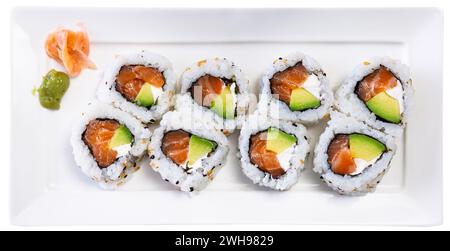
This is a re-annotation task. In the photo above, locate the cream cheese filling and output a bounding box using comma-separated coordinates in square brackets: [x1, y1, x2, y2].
[350, 155, 381, 176]
[302, 74, 321, 99]
[113, 144, 132, 158]
[150, 84, 163, 104]
[385, 81, 404, 114]
[276, 145, 296, 172]
[229, 82, 237, 110]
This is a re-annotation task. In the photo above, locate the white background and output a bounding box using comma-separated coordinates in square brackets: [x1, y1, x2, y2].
[0, 0, 447, 230]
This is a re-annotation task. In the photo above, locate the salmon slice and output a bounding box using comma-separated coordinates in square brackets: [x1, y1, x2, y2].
[270, 63, 309, 104]
[45, 24, 96, 77]
[249, 132, 285, 178]
[116, 65, 137, 85]
[161, 130, 190, 166]
[82, 119, 120, 169]
[133, 66, 165, 88]
[190, 75, 225, 107]
[115, 65, 165, 102]
[116, 66, 146, 102]
[355, 66, 398, 102]
[327, 134, 356, 175]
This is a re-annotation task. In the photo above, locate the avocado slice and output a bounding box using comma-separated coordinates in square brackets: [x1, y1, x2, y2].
[266, 128, 297, 154]
[135, 83, 154, 107]
[109, 125, 133, 149]
[188, 135, 217, 167]
[366, 91, 401, 124]
[289, 87, 321, 111]
[349, 134, 386, 161]
[211, 86, 235, 119]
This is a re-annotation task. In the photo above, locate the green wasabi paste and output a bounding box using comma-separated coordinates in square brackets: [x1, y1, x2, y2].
[38, 70, 70, 110]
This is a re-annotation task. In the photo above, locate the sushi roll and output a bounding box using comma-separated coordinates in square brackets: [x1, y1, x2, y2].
[148, 111, 229, 193]
[258, 52, 333, 124]
[239, 113, 310, 190]
[313, 112, 396, 195]
[176, 58, 250, 134]
[97, 50, 176, 123]
[71, 102, 151, 189]
[335, 57, 413, 137]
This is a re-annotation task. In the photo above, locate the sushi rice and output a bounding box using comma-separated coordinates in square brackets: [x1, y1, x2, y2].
[313, 111, 397, 195]
[148, 111, 230, 193]
[71, 101, 151, 189]
[97, 50, 177, 123]
[258, 52, 333, 124]
[239, 112, 310, 191]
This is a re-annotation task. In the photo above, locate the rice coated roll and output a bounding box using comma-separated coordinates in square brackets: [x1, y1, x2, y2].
[258, 52, 333, 124]
[71, 101, 151, 189]
[239, 113, 310, 190]
[148, 111, 230, 193]
[335, 57, 413, 137]
[313, 112, 396, 195]
[97, 50, 176, 123]
[176, 58, 250, 134]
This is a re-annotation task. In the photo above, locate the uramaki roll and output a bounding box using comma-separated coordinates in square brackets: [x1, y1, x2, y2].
[258, 52, 333, 124]
[239, 113, 310, 191]
[177, 57, 250, 135]
[148, 111, 230, 193]
[335, 57, 413, 137]
[97, 50, 176, 123]
[313, 112, 397, 195]
[71, 101, 151, 189]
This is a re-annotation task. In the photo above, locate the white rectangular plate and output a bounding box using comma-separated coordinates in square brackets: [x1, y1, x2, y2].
[11, 8, 443, 226]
